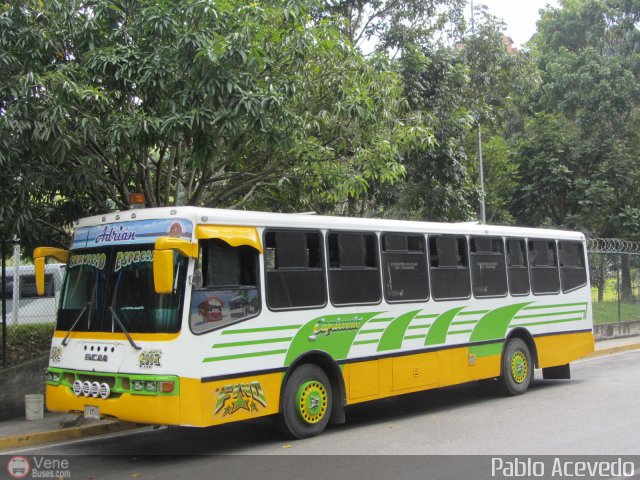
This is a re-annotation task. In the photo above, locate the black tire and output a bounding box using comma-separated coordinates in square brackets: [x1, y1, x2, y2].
[277, 364, 332, 439]
[497, 338, 533, 396]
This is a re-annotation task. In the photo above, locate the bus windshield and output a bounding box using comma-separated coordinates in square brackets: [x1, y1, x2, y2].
[57, 246, 187, 334]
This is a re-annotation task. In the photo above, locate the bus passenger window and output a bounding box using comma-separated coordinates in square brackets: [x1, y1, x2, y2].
[470, 237, 507, 298]
[190, 239, 259, 333]
[528, 239, 560, 295]
[507, 238, 530, 296]
[559, 241, 587, 292]
[265, 230, 326, 310]
[382, 233, 429, 303]
[429, 236, 471, 300]
[328, 232, 381, 306]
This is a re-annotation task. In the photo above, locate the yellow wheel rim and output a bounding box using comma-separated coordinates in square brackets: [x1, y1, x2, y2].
[511, 351, 528, 384]
[296, 380, 328, 424]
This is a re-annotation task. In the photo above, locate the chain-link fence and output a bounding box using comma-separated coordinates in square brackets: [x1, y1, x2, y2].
[1, 240, 61, 368]
[588, 239, 640, 326]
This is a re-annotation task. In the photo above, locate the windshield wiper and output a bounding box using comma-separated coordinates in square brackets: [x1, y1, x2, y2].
[109, 306, 141, 351]
[62, 302, 90, 347]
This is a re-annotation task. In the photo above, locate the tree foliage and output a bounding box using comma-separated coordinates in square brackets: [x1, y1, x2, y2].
[1, 0, 427, 247]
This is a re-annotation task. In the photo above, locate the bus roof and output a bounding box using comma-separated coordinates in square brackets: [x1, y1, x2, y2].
[73, 206, 585, 242]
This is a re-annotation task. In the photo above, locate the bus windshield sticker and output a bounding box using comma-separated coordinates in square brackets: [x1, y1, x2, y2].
[114, 250, 154, 272]
[71, 219, 193, 249]
[68, 253, 107, 270]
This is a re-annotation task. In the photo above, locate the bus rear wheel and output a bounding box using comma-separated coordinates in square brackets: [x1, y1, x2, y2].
[498, 338, 533, 396]
[278, 364, 332, 439]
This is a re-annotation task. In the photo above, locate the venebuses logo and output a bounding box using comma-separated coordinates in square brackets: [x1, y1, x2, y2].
[7, 456, 30, 479]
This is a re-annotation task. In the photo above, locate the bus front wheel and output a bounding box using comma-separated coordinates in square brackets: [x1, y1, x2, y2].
[278, 364, 332, 439]
[498, 338, 533, 396]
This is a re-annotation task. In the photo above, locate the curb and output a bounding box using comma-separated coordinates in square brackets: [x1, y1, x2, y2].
[587, 342, 640, 358]
[0, 420, 143, 450]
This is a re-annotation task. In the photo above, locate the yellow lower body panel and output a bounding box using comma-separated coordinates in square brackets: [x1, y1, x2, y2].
[46, 384, 182, 425]
[534, 331, 595, 368]
[344, 347, 501, 405]
[47, 372, 284, 428]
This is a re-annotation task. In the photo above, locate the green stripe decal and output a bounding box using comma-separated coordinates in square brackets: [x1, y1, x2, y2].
[212, 337, 293, 349]
[284, 312, 383, 366]
[522, 302, 587, 310]
[222, 325, 302, 335]
[448, 329, 473, 335]
[416, 314, 439, 319]
[353, 339, 379, 346]
[404, 334, 426, 340]
[203, 349, 287, 362]
[458, 310, 489, 316]
[451, 320, 478, 325]
[407, 324, 431, 330]
[368, 317, 394, 323]
[469, 341, 503, 357]
[468, 302, 531, 357]
[377, 310, 422, 352]
[513, 310, 585, 320]
[514, 317, 583, 327]
[425, 307, 465, 346]
[359, 329, 385, 334]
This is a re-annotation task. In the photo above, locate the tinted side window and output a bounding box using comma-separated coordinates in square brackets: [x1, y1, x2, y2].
[190, 239, 259, 333]
[429, 236, 471, 300]
[382, 234, 429, 303]
[328, 232, 381, 305]
[470, 237, 507, 298]
[265, 230, 326, 309]
[559, 241, 587, 292]
[507, 238, 530, 295]
[528, 239, 560, 294]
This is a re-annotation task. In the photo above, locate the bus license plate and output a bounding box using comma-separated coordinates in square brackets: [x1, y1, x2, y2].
[84, 405, 100, 420]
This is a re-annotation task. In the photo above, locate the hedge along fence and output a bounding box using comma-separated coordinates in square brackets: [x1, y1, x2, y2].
[0, 323, 55, 367]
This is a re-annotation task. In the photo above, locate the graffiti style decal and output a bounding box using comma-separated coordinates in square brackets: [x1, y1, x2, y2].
[312, 317, 366, 336]
[114, 250, 154, 272]
[68, 253, 107, 270]
[138, 350, 162, 369]
[214, 382, 267, 416]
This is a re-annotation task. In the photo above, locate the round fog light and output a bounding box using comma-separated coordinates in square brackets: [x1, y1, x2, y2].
[73, 380, 83, 396]
[90, 382, 100, 398]
[82, 381, 91, 397]
[99, 383, 110, 399]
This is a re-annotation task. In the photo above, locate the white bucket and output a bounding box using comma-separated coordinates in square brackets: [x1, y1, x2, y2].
[25, 394, 44, 421]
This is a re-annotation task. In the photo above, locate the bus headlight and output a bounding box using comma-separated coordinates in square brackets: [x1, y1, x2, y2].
[73, 380, 83, 396]
[90, 382, 100, 398]
[99, 383, 110, 399]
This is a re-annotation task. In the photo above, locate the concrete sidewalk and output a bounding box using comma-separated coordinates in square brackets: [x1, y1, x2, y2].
[1, 335, 639, 451]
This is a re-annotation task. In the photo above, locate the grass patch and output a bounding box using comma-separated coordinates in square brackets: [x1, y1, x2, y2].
[592, 301, 640, 324]
[0, 323, 54, 367]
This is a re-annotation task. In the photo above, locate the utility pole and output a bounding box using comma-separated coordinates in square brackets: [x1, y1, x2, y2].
[470, 0, 487, 224]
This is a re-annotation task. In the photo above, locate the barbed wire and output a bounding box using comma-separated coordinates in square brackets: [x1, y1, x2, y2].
[587, 238, 640, 254]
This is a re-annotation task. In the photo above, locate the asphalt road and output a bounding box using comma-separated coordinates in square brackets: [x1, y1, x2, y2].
[6, 350, 640, 479]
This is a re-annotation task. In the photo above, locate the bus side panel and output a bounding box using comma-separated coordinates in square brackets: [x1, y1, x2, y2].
[196, 372, 283, 427]
[344, 346, 502, 405]
[534, 331, 595, 369]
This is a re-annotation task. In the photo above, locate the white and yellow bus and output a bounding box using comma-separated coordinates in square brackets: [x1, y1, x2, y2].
[35, 206, 594, 438]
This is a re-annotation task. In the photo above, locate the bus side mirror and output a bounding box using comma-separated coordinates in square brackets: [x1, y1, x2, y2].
[33, 247, 70, 296]
[153, 238, 198, 294]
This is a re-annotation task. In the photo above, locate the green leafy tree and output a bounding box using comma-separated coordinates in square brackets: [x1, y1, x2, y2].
[1, 0, 427, 248]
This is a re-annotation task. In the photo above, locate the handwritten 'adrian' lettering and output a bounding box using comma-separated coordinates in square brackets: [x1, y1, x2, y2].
[95, 225, 137, 244]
